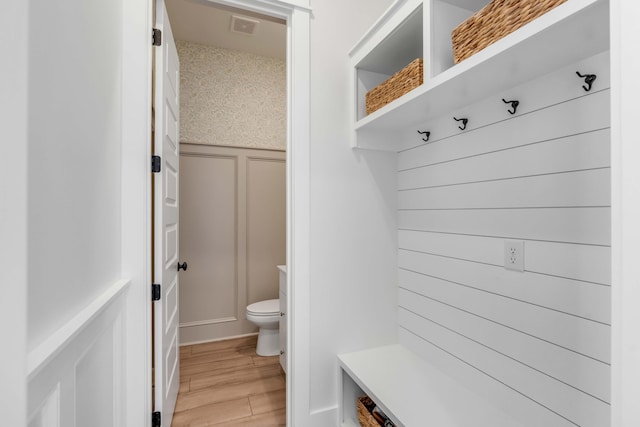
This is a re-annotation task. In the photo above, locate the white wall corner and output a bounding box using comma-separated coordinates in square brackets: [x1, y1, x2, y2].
[0, 1, 28, 425]
[611, 1, 640, 426]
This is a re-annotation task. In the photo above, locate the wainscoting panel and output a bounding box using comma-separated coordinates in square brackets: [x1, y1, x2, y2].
[178, 154, 238, 326]
[397, 52, 610, 427]
[179, 144, 286, 344]
[27, 280, 128, 427]
[246, 157, 286, 305]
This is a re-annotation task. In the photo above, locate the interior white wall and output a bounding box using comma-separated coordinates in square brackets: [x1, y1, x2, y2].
[0, 1, 28, 425]
[611, 1, 640, 426]
[26, 0, 124, 350]
[19, 0, 151, 425]
[308, 0, 396, 420]
[6, 0, 640, 426]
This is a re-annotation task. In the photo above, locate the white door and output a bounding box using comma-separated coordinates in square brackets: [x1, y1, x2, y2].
[153, 0, 181, 425]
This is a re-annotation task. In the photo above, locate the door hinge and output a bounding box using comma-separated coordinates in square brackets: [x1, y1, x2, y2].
[152, 411, 161, 427]
[152, 155, 161, 173]
[152, 28, 162, 46]
[152, 284, 161, 301]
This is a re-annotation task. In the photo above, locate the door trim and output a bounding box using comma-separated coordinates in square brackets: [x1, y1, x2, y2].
[121, 0, 154, 425]
[146, 0, 311, 425]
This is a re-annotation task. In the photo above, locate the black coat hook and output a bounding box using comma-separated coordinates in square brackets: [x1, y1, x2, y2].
[453, 117, 468, 131]
[502, 99, 519, 115]
[576, 71, 597, 91]
[417, 130, 430, 142]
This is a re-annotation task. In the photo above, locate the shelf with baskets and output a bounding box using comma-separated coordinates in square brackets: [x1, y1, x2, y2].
[349, 0, 609, 151]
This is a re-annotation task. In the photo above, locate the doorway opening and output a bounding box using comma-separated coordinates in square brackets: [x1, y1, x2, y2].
[155, 0, 298, 425]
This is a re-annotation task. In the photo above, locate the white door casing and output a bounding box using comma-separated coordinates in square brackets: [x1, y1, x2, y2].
[153, 0, 181, 424]
[204, 2, 311, 425]
[151, 0, 310, 425]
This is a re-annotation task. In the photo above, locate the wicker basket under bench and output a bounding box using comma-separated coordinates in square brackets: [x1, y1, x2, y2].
[452, 0, 568, 64]
[357, 395, 395, 427]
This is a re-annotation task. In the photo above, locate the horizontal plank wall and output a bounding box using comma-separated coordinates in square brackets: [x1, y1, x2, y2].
[397, 52, 610, 427]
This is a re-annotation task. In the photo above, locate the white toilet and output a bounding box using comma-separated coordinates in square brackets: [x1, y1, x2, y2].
[246, 299, 280, 356]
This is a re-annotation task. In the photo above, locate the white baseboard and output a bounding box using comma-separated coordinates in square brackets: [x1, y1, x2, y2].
[179, 332, 259, 347]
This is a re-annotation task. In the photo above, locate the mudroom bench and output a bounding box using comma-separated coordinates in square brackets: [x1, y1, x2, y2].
[338, 344, 524, 427]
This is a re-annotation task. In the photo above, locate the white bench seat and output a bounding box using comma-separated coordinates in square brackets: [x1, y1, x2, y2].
[338, 344, 525, 427]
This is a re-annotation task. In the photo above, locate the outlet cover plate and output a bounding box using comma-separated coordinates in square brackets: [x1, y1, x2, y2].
[504, 240, 524, 272]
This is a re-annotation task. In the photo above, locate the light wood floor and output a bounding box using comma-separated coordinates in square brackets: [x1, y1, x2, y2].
[171, 335, 286, 427]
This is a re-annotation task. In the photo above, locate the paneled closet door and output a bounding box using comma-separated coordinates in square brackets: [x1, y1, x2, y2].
[153, 0, 180, 425]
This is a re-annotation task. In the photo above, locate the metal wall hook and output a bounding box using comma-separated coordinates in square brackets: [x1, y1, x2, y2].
[417, 130, 431, 142]
[576, 71, 597, 91]
[502, 98, 519, 115]
[453, 117, 468, 131]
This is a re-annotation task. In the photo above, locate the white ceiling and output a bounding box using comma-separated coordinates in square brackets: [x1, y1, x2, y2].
[165, 0, 286, 60]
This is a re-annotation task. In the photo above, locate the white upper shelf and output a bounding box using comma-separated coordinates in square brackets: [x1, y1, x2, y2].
[354, 0, 609, 149]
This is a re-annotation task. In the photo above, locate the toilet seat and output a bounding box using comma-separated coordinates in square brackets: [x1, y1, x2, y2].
[246, 299, 279, 316]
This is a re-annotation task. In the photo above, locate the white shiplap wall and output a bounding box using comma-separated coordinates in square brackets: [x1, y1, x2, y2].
[397, 52, 610, 427]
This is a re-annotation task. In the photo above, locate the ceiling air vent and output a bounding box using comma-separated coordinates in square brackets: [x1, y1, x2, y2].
[230, 15, 260, 36]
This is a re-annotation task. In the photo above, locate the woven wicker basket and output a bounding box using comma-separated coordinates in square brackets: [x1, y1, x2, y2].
[365, 58, 423, 115]
[452, 0, 568, 64]
[357, 396, 380, 427]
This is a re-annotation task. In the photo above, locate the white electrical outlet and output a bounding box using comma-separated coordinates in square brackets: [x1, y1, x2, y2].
[504, 240, 525, 272]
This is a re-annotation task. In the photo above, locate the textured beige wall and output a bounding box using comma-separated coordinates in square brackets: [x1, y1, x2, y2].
[177, 40, 286, 150]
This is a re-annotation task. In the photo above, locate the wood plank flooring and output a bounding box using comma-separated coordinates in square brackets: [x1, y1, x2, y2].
[171, 335, 286, 427]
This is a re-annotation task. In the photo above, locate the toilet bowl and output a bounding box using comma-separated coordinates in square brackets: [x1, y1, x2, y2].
[246, 299, 280, 356]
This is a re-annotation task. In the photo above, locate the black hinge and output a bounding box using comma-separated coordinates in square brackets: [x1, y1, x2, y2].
[152, 155, 161, 173]
[152, 28, 162, 46]
[152, 411, 161, 427]
[152, 284, 161, 301]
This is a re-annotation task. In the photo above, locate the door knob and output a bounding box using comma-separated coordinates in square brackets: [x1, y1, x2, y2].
[177, 261, 188, 271]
